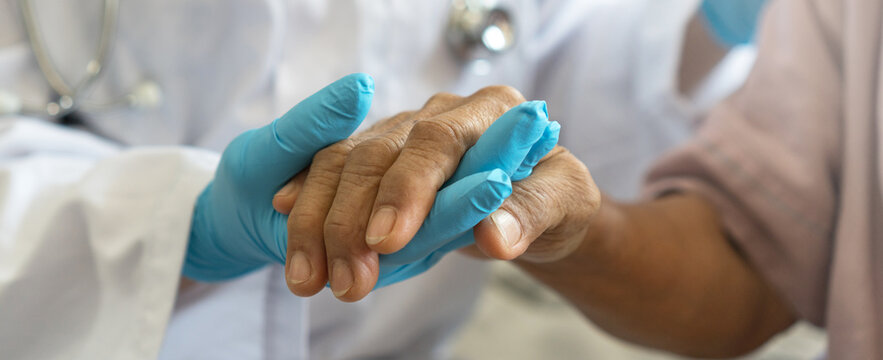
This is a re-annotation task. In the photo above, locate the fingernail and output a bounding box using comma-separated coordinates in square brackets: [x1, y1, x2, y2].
[288, 252, 311, 285]
[276, 181, 299, 197]
[491, 210, 522, 249]
[330, 260, 353, 298]
[366, 207, 397, 245]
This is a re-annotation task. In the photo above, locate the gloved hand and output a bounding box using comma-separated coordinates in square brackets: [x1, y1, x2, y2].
[376, 104, 559, 287]
[183, 74, 375, 281]
[701, 0, 768, 46]
[272, 97, 559, 295]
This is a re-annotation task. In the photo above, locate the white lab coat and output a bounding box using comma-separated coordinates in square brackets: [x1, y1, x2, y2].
[0, 0, 733, 359]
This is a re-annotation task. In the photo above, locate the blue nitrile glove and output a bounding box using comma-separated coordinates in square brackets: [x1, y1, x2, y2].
[376, 101, 561, 288]
[701, 0, 768, 47]
[184, 74, 375, 282]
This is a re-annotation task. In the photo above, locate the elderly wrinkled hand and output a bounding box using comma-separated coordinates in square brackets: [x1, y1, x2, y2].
[273, 85, 600, 302]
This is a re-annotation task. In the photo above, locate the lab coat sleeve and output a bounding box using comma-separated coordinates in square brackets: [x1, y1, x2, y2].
[0, 117, 219, 360]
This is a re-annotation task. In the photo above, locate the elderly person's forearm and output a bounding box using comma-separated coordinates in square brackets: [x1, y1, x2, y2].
[515, 193, 795, 358]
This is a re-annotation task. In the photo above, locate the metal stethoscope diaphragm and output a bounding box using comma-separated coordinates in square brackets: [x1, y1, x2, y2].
[446, 0, 516, 62]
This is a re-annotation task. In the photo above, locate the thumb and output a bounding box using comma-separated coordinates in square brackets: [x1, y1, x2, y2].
[224, 73, 374, 194]
[473, 148, 597, 262]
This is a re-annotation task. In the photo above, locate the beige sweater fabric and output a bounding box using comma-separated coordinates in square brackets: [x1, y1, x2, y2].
[645, 0, 882, 358]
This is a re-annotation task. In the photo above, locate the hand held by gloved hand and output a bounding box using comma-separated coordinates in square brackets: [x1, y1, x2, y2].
[272, 86, 560, 301]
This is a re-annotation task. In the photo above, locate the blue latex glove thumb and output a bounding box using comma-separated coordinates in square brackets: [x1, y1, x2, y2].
[184, 74, 374, 282]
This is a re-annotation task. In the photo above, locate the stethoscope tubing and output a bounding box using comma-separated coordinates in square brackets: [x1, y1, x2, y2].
[18, 0, 119, 116]
[9, 0, 512, 119]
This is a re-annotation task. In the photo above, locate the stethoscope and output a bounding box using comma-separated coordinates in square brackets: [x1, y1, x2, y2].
[0, 0, 162, 119]
[0, 0, 515, 119]
[447, 0, 516, 62]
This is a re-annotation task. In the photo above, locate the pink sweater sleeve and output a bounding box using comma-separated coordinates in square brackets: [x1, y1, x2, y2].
[644, 0, 842, 324]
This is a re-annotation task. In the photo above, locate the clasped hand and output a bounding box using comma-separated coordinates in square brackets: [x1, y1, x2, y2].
[186, 74, 600, 302]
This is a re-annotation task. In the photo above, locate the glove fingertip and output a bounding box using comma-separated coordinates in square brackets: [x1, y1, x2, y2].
[339, 73, 375, 119]
[485, 167, 510, 184]
[317, 73, 375, 127]
[513, 120, 560, 181]
[510, 101, 550, 146]
[507, 99, 546, 115]
[524, 100, 548, 121]
[471, 169, 512, 213]
[347, 72, 375, 93]
[548, 120, 561, 136]
[449, 101, 549, 184]
[279, 73, 375, 146]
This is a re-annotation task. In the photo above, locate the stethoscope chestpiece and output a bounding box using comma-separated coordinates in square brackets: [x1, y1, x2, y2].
[446, 0, 516, 63]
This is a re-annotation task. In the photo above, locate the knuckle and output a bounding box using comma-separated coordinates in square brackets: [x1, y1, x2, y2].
[288, 209, 325, 239]
[350, 136, 402, 162]
[323, 211, 361, 243]
[313, 139, 357, 165]
[306, 167, 344, 187]
[464, 95, 512, 122]
[424, 92, 461, 108]
[434, 111, 487, 145]
[393, 110, 417, 119]
[381, 169, 430, 198]
[474, 85, 525, 106]
[383, 116, 420, 137]
[304, 153, 350, 187]
[337, 169, 383, 191]
[342, 158, 388, 179]
[404, 141, 451, 169]
[386, 119, 419, 140]
[342, 138, 402, 179]
[392, 119, 471, 186]
[364, 111, 415, 135]
[410, 118, 463, 144]
[387, 111, 417, 128]
[388, 147, 449, 188]
[411, 93, 462, 123]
